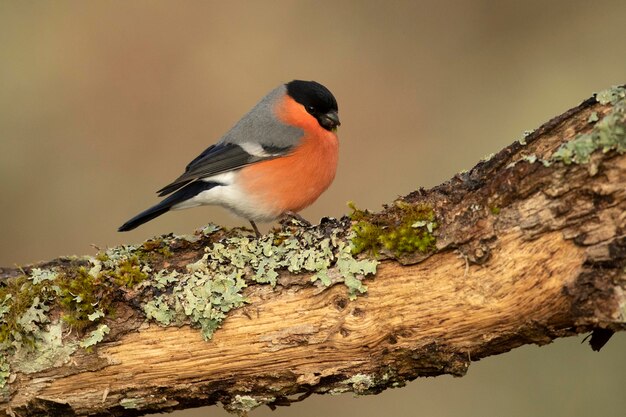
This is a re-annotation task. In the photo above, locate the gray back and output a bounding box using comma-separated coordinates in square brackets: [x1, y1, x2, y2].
[219, 85, 304, 148]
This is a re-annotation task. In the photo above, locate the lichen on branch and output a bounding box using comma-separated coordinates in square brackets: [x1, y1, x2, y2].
[0, 218, 378, 394]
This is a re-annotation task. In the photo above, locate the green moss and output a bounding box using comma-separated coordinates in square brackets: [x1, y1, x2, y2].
[347, 201, 369, 222]
[489, 206, 501, 215]
[110, 256, 148, 287]
[351, 219, 383, 255]
[56, 268, 102, 331]
[349, 202, 438, 257]
[139, 237, 173, 258]
[56, 256, 147, 331]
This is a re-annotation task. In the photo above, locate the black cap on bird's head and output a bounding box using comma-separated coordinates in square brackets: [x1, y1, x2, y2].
[286, 80, 340, 131]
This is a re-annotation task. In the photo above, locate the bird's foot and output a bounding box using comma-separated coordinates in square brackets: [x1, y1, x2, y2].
[280, 211, 312, 227]
[249, 220, 262, 238]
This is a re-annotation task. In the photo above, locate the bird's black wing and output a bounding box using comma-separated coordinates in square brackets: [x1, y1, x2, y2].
[157, 142, 291, 197]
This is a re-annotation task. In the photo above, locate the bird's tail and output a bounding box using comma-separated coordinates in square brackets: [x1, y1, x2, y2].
[118, 181, 218, 232]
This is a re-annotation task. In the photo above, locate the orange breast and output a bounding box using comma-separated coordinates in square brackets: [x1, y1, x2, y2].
[237, 96, 339, 217]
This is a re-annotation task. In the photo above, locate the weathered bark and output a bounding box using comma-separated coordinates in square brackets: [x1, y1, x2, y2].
[1, 87, 625, 416]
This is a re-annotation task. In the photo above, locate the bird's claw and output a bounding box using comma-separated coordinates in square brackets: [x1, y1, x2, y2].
[280, 211, 312, 227]
[249, 220, 262, 238]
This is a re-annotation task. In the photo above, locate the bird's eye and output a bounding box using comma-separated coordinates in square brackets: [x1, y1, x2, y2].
[306, 105, 316, 114]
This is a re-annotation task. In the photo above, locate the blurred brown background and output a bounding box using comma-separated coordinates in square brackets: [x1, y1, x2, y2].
[1, 1, 625, 416]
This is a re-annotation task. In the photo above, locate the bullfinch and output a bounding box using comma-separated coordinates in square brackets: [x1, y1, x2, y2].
[118, 80, 340, 237]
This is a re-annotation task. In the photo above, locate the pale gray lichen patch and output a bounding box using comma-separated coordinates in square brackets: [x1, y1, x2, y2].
[226, 394, 274, 414]
[138, 255, 248, 340]
[552, 86, 626, 165]
[30, 268, 59, 285]
[16, 296, 50, 333]
[344, 373, 375, 393]
[333, 239, 375, 299]
[518, 129, 535, 145]
[327, 371, 407, 397]
[1, 269, 63, 385]
[0, 294, 10, 320]
[87, 309, 105, 321]
[79, 324, 110, 348]
[480, 153, 495, 162]
[505, 86, 625, 171]
[328, 386, 351, 395]
[143, 294, 179, 325]
[139, 225, 378, 340]
[596, 86, 625, 105]
[101, 244, 140, 265]
[155, 223, 223, 245]
[12, 322, 77, 374]
[119, 397, 145, 409]
[506, 153, 552, 169]
[198, 223, 221, 236]
[0, 358, 10, 389]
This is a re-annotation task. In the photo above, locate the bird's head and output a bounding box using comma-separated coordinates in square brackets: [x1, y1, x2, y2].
[286, 80, 340, 131]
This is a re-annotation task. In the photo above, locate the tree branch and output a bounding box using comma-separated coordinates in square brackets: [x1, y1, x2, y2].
[1, 86, 625, 416]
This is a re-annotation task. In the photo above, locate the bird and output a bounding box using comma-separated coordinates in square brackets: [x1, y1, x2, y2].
[118, 80, 340, 237]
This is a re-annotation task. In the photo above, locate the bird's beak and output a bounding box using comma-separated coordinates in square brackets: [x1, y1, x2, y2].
[320, 110, 341, 130]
